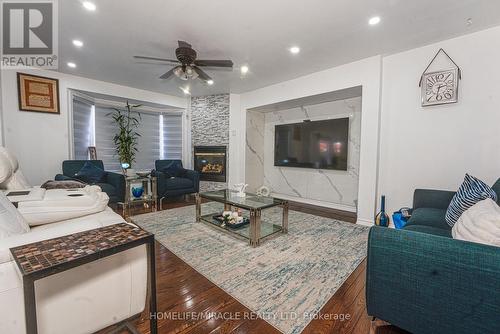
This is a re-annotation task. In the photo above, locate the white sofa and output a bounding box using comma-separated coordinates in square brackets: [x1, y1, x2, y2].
[0, 148, 148, 334]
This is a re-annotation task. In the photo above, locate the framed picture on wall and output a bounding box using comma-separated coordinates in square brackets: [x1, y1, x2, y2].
[88, 146, 97, 160]
[17, 73, 60, 114]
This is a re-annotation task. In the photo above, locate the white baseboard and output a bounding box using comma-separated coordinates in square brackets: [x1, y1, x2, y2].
[270, 192, 357, 213]
[356, 218, 373, 226]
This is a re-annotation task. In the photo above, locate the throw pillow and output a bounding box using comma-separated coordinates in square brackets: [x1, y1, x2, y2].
[162, 161, 183, 178]
[74, 162, 106, 184]
[445, 174, 498, 227]
[0, 191, 30, 238]
[452, 198, 500, 247]
[41, 180, 86, 189]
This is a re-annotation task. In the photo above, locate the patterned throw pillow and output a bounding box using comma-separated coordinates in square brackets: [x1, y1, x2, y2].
[445, 174, 498, 227]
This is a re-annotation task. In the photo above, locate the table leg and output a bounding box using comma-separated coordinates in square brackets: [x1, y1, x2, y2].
[249, 209, 262, 247]
[282, 201, 289, 233]
[151, 177, 158, 212]
[147, 239, 158, 334]
[195, 193, 201, 222]
[23, 277, 37, 334]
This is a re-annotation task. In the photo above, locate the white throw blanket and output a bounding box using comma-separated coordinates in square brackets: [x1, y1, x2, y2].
[17, 185, 110, 226]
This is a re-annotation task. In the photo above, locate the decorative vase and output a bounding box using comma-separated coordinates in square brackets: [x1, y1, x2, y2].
[375, 195, 390, 227]
[131, 186, 144, 199]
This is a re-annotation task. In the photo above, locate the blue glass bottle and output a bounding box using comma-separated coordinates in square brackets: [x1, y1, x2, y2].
[375, 195, 390, 227]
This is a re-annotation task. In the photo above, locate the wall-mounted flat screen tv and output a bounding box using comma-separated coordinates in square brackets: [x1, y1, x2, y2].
[274, 118, 349, 170]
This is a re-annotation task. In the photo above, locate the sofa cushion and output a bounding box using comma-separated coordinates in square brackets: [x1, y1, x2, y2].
[165, 177, 193, 190]
[445, 174, 497, 227]
[75, 161, 106, 184]
[0, 147, 30, 190]
[0, 191, 30, 238]
[406, 208, 450, 231]
[452, 198, 500, 247]
[403, 224, 452, 238]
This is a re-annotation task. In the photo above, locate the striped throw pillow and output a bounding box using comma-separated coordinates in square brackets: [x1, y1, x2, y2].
[445, 174, 498, 227]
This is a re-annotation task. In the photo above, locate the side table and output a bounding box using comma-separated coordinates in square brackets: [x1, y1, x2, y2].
[119, 175, 158, 217]
[10, 223, 157, 334]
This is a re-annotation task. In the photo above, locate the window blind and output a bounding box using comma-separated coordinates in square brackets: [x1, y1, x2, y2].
[94, 106, 122, 171]
[72, 97, 94, 160]
[134, 112, 161, 170]
[72, 98, 183, 172]
[162, 113, 183, 159]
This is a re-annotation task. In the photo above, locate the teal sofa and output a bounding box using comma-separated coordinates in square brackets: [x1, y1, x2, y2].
[55, 160, 125, 204]
[366, 178, 500, 334]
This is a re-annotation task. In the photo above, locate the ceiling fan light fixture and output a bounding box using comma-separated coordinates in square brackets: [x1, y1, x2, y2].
[173, 65, 199, 80]
[207, 79, 214, 85]
[240, 65, 249, 75]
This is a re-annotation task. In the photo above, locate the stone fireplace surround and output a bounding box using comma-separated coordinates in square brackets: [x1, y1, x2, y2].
[190, 94, 230, 192]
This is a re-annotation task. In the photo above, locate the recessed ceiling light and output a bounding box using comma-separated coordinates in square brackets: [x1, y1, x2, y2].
[82, 1, 96, 11]
[67, 62, 77, 68]
[369, 16, 381, 25]
[207, 80, 214, 85]
[289, 46, 300, 54]
[72, 39, 83, 47]
[240, 65, 249, 74]
[180, 86, 191, 95]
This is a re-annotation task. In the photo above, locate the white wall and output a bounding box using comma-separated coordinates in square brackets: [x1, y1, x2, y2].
[0, 68, 186, 185]
[237, 56, 382, 225]
[228, 93, 242, 187]
[378, 26, 500, 214]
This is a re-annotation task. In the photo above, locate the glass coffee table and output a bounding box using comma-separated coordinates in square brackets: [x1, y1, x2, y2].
[195, 189, 289, 247]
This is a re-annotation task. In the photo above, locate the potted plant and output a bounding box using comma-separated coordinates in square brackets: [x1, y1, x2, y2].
[109, 101, 141, 175]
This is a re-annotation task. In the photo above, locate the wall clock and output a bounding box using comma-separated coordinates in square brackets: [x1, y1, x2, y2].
[421, 68, 458, 106]
[419, 48, 461, 107]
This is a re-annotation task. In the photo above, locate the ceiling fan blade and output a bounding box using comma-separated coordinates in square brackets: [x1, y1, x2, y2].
[159, 67, 177, 79]
[178, 40, 192, 48]
[193, 66, 212, 82]
[194, 59, 233, 68]
[133, 56, 179, 64]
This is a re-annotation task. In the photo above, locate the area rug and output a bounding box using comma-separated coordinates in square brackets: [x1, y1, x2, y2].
[132, 203, 369, 334]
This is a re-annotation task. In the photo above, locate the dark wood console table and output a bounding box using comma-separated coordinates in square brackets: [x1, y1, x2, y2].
[10, 223, 157, 334]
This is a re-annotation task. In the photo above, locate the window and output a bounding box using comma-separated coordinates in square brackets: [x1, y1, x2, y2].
[72, 96, 183, 171]
[72, 97, 95, 160]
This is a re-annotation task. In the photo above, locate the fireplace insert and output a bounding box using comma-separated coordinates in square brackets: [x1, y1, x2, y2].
[193, 146, 227, 182]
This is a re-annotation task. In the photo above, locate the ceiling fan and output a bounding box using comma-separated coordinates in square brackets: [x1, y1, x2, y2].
[134, 41, 233, 84]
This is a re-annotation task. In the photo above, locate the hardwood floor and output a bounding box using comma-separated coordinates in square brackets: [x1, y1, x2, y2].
[103, 196, 371, 334]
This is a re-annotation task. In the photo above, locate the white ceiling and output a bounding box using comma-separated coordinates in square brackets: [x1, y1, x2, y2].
[58, 0, 500, 97]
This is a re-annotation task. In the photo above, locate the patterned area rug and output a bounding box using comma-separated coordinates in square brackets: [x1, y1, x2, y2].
[132, 203, 369, 334]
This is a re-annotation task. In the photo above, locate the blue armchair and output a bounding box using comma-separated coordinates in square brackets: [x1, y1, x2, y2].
[366, 178, 500, 334]
[154, 160, 199, 204]
[55, 160, 125, 204]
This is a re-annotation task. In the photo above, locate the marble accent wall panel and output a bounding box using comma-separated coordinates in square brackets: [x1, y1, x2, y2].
[191, 94, 230, 192]
[246, 97, 362, 210]
[245, 110, 265, 192]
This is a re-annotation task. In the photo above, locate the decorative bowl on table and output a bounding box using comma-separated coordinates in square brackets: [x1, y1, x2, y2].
[131, 186, 144, 199]
[136, 171, 151, 177]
